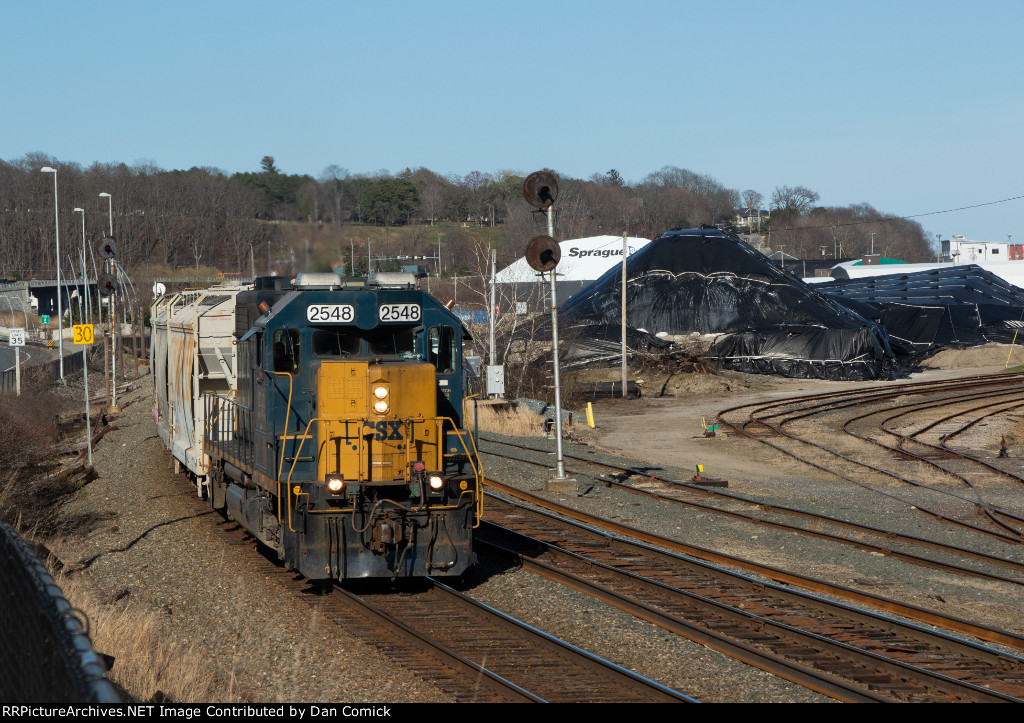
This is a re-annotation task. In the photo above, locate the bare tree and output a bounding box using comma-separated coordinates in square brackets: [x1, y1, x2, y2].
[771, 185, 820, 215]
[741, 189, 764, 209]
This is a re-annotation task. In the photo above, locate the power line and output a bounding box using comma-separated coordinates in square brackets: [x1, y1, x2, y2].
[775, 194, 1024, 232]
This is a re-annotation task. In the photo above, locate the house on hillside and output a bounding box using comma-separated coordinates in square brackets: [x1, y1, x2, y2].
[735, 207, 768, 231]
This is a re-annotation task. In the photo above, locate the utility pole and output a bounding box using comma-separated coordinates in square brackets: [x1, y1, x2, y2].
[79, 249, 92, 467]
[488, 248, 496, 369]
[109, 259, 119, 413]
[621, 231, 628, 398]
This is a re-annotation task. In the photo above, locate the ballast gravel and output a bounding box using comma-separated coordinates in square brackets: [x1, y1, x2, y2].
[49, 361, 1024, 704]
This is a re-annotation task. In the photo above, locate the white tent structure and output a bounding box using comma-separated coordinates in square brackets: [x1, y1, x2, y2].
[496, 235, 650, 283]
[822, 259, 1024, 290]
[495, 235, 650, 312]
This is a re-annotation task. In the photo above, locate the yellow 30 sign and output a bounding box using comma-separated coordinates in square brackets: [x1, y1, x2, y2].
[73, 324, 94, 345]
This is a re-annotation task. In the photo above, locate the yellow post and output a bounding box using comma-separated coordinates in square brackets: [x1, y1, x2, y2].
[586, 402, 595, 428]
[1006, 330, 1019, 369]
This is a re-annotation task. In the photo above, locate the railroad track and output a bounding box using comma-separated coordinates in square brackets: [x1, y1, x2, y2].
[480, 485, 1024, 702]
[176, 472, 693, 704]
[351, 581, 694, 703]
[159, 372, 1024, 703]
[477, 433, 1024, 592]
[718, 372, 1024, 542]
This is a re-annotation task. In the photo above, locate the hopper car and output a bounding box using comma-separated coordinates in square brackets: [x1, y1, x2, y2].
[150, 272, 482, 580]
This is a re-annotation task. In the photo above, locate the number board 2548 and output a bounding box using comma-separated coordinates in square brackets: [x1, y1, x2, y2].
[378, 304, 421, 322]
[306, 304, 355, 323]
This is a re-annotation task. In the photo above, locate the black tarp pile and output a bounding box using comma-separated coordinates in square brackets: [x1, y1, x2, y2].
[815, 264, 1024, 355]
[561, 227, 900, 381]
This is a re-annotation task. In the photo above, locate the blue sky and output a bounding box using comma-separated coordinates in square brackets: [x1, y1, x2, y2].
[3, 1, 1022, 244]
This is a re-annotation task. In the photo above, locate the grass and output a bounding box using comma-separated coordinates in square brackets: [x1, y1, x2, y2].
[470, 403, 545, 436]
[0, 386, 235, 704]
[51, 568, 235, 703]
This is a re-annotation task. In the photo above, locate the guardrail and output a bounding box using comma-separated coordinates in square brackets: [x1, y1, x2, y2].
[0, 520, 121, 703]
[0, 353, 85, 392]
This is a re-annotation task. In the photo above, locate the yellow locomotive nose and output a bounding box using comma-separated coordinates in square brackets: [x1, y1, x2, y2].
[317, 362, 440, 484]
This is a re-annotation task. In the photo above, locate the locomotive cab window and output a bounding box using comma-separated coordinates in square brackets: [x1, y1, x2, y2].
[272, 328, 301, 373]
[310, 326, 417, 359]
[367, 326, 416, 357]
[428, 326, 456, 374]
[312, 329, 360, 358]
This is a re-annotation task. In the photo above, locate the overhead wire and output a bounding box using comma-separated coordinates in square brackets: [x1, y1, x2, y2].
[775, 194, 1024, 232]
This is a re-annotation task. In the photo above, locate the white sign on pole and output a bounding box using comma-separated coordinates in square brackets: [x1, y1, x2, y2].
[9, 328, 25, 347]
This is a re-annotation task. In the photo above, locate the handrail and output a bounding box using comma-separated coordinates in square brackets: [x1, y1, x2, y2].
[202, 391, 253, 469]
[283, 416, 320, 532]
[440, 417, 484, 525]
[279, 414, 483, 525]
[269, 370, 295, 483]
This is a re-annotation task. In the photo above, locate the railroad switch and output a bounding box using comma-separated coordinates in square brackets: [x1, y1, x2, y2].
[692, 464, 727, 488]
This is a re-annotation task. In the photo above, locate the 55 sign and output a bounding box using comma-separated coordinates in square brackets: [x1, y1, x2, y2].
[73, 324, 95, 345]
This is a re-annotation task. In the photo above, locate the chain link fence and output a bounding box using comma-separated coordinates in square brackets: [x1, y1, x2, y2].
[0, 521, 121, 703]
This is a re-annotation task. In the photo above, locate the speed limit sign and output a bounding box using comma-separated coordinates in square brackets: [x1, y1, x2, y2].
[73, 324, 94, 345]
[8, 328, 25, 346]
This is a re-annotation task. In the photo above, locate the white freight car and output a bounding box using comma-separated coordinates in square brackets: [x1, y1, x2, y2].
[150, 285, 247, 484]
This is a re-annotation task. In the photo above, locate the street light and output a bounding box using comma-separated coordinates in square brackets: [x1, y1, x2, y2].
[98, 192, 113, 236]
[73, 208, 91, 324]
[41, 166, 64, 379]
[71, 207, 94, 465]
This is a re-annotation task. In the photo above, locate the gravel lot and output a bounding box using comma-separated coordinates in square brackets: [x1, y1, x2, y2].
[41, 345, 1024, 703]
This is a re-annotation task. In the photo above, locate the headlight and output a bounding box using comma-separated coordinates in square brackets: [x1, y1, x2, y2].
[326, 475, 344, 494]
[372, 384, 389, 414]
[428, 475, 444, 491]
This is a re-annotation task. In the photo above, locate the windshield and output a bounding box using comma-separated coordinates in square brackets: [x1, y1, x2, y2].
[312, 326, 417, 358]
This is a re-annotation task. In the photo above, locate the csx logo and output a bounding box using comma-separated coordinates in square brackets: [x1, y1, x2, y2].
[363, 421, 403, 441]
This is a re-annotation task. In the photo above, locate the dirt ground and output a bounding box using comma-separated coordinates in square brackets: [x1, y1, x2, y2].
[573, 344, 1024, 493]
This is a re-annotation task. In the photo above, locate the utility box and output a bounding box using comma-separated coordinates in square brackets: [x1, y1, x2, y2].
[486, 365, 505, 396]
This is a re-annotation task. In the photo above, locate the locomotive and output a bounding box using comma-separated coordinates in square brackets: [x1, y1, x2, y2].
[150, 271, 482, 580]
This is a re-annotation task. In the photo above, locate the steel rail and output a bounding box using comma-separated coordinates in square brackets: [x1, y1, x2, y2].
[202, 493, 689, 703]
[719, 381, 1024, 543]
[360, 579, 698, 703]
[477, 435, 1024, 587]
[765, 385, 1024, 538]
[177, 485, 539, 703]
[477, 524, 1021, 702]
[765, 381, 1024, 534]
[328, 582, 545, 703]
[475, 534, 889, 703]
[719, 372, 1024, 427]
[482, 479, 1024, 651]
[884, 394, 1024, 479]
[845, 390, 1024, 535]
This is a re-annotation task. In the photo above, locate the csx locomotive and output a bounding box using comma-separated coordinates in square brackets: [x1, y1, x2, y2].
[151, 272, 481, 580]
